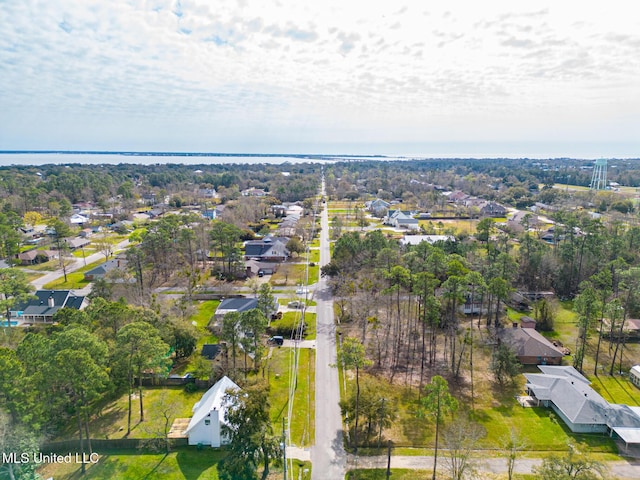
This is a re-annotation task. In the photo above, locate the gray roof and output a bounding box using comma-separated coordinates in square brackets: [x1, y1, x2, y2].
[16, 290, 85, 318]
[525, 366, 640, 433]
[217, 297, 258, 313]
[66, 237, 90, 249]
[85, 259, 122, 277]
[244, 237, 289, 258]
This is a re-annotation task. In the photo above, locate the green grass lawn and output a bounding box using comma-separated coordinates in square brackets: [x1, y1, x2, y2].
[472, 399, 617, 453]
[20, 258, 69, 272]
[278, 298, 317, 307]
[306, 248, 320, 264]
[25, 272, 43, 283]
[189, 301, 220, 330]
[269, 311, 316, 340]
[37, 447, 225, 480]
[44, 259, 106, 289]
[588, 374, 640, 405]
[267, 347, 315, 447]
[271, 263, 319, 286]
[72, 248, 96, 258]
[180, 301, 220, 373]
[56, 386, 204, 442]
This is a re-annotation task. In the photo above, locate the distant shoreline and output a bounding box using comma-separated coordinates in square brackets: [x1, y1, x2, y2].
[0, 151, 637, 166]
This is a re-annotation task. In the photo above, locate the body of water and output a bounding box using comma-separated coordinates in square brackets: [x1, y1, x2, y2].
[0, 152, 393, 166]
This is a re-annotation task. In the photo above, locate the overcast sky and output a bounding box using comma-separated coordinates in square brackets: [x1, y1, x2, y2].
[1, 0, 639, 157]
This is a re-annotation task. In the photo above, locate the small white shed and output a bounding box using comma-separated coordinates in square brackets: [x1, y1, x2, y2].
[186, 376, 240, 447]
[631, 365, 640, 389]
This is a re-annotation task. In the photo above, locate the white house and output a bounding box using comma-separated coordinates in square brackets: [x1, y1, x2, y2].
[69, 213, 89, 225]
[631, 365, 640, 389]
[186, 376, 240, 447]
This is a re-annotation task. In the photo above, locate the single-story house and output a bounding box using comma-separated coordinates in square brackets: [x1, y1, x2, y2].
[65, 237, 91, 250]
[83, 259, 127, 281]
[479, 201, 507, 218]
[12, 290, 87, 323]
[244, 236, 289, 262]
[17, 249, 57, 265]
[69, 213, 89, 225]
[210, 297, 259, 331]
[446, 190, 469, 203]
[241, 187, 267, 197]
[110, 220, 135, 232]
[496, 324, 565, 365]
[186, 376, 240, 447]
[245, 259, 278, 277]
[400, 235, 455, 246]
[525, 366, 640, 448]
[276, 215, 300, 237]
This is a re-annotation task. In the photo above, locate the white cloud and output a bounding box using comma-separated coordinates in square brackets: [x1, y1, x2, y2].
[0, 0, 639, 153]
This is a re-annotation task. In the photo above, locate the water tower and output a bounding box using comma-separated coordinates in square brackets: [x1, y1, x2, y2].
[590, 159, 608, 190]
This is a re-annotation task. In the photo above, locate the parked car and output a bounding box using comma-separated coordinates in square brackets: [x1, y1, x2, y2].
[268, 336, 284, 346]
[296, 287, 309, 295]
[288, 301, 303, 309]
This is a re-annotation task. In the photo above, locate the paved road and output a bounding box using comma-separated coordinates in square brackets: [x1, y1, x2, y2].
[30, 239, 130, 293]
[310, 179, 347, 480]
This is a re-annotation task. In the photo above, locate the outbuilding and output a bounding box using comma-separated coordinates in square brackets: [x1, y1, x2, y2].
[631, 365, 640, 389]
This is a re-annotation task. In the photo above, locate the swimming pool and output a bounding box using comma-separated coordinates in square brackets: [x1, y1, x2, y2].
[0, 321, 18, 327]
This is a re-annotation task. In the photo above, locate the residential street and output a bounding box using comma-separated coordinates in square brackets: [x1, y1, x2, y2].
[30, 239, 130, 293]
[310, 179, 347, 479]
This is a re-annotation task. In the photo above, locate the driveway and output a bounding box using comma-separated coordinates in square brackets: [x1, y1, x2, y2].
[30, 239, 130, 292]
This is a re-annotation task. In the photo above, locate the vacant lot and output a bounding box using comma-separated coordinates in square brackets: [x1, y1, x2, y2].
[267, 346, 315, 447]
[37, 447, 225, 480]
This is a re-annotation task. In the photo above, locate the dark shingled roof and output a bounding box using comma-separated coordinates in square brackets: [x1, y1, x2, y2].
[17, 290, 85, 318]
[201, 344, 221, 360]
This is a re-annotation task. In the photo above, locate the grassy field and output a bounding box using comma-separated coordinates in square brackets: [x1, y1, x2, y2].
[269, 311, 317, 340]
[342, 334, 619, 456]
[589, 374, 640, 405]
[267, 347, 315, 447]
[19, 258, 71, 272]
[306, 248, 320, 264]
[37, 447, 225, 480]
[56, 386, 204, 442]
[174, 301, 220, 374]
[72, 248, 96, 258]
[43, 259, 106, 289]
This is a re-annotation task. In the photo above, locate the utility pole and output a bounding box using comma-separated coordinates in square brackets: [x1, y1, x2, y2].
[282, 417, 287, 480]
[386, 440, 392, 479]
